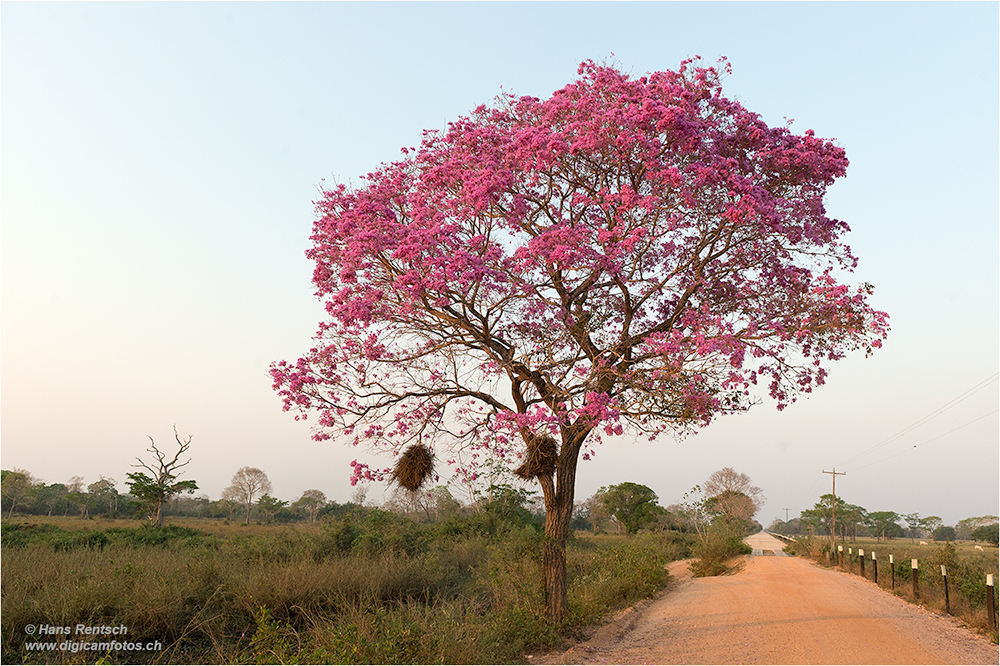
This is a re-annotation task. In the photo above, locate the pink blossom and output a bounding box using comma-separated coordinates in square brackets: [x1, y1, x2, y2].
[269, 57, 888, 494]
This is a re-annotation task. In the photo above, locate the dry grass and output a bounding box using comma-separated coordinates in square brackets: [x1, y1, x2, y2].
[1, 519, 693, 664]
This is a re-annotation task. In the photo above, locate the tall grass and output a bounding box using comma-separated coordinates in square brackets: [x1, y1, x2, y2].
[1, 519, 693, 664]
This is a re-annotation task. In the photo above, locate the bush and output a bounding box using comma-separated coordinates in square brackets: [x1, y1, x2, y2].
[0, 523, 214, 551]
[972, 524, 999, 545]
[933, 525, 956, 542]
[782, 535, 816, 557]
[690, 528, 751, 577]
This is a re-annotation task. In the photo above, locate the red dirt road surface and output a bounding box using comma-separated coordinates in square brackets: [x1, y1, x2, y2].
[533, 532, 998, 665]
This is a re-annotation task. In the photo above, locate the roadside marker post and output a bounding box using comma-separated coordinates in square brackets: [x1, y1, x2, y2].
[871, 551, 877, 586]
[941, 565, 950, 614]
[911, 559, 919, 599]
[848, 548, 853, 573]
[838, 544, 843, 568]
[987, 574, 996, 632]
[889, 554, 894, 590]
[859, 549, 866, 578]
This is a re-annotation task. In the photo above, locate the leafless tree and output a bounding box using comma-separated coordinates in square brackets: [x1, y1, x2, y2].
[218, 485, 242, 522]
[227, 467, 272, 525]
[703, 467, 765, 517]
[128, 427, 198, 527]
[383, 486, 429, 521]
[350, 484, 369, 507]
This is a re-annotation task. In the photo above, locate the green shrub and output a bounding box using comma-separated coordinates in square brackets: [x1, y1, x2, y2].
[690, 529, 750, 577]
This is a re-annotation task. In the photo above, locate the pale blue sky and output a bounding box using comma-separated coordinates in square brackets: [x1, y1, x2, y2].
[2, 2, 997, 526]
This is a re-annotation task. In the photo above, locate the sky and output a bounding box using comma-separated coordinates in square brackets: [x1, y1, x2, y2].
[2, 2, 997, 528]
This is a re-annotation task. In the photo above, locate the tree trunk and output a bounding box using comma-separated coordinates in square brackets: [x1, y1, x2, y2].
[539, 429, 586, 623]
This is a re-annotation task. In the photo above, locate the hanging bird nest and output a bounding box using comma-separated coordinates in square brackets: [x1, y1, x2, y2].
[391, 443, 434, 491]
[513, 433, 559, 480]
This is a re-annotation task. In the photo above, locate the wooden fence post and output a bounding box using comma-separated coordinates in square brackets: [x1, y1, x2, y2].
[987, 574, 996, 633]
[859, 548, 866, 578]
[911, 559, 919, 598]
[872, 551, 878, 586]
[941, 565, 950, 614]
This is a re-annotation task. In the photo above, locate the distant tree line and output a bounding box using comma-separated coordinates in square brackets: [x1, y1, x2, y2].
[769, 496, 998, 545]
[2, 431, 767, 542]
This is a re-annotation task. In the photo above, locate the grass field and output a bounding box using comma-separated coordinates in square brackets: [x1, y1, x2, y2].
[1, 514, 694, 664]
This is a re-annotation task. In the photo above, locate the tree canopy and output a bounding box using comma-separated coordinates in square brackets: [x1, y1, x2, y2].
[271, 58, 888, 620]
[593, 482, 663, 535]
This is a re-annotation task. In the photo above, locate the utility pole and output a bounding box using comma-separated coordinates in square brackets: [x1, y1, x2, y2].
[822, 468, 846, 550]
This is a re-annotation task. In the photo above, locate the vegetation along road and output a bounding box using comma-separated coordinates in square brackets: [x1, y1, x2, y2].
[534, 532, 998, 665]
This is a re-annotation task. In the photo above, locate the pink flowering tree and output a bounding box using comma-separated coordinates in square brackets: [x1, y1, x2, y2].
[271, 59, 888, 621]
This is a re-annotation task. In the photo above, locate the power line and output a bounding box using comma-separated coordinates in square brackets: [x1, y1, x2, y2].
[845, 408, 999, 473]
[822, 468, 846, 549]
[835, 372, 999, 468]
[789, 472, 824, 515]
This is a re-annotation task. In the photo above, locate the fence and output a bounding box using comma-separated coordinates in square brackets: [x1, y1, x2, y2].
[776, 535, 998, 635]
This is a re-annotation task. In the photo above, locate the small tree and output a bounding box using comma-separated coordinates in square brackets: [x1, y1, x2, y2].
[1, 469, 38, 518]
[88, 477, 119, 515]
[864, 511, 901, 542]
[428, 485, 461, 522]
[971, 523, 999, 545]
[702, 467, 764, 536]
[922, 515, 943, 535]
[903, 512, 923, 543]
[593, 482, 662, 535]
[227, 467, 272, 525]
[933, 525, 956, 542]
[256, 494, 288, 524]
[35, 483, 68, 517]
[292, 489, 327, 523]
[126, 427, 198, 527]
[217, 487, 241, 522]
[956, 515, 1000, 541]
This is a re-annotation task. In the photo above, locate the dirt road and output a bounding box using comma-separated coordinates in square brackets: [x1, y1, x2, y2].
[533, 533, 997, 665]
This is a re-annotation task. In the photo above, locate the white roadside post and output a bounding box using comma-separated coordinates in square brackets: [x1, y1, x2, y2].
[987, 574, 996, 632]
[941, 565, 950, 614]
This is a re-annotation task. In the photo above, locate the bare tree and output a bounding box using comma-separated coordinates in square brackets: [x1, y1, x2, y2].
[126, 427, 198, 527]
[227, 467, 272, 525]
[218, 485, 242, 522]
[703, 467, 765, 517]
[350, 484, 369, 508]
